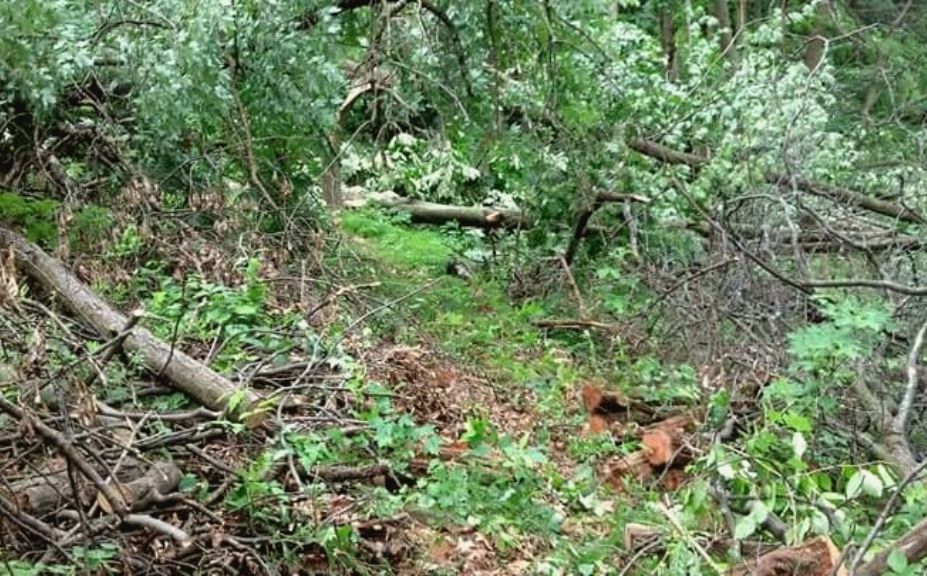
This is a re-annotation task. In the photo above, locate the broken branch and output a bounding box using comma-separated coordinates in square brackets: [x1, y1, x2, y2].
[0, 228, 262, 422]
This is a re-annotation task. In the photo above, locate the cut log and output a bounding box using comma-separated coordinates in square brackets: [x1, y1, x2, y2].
[726, 536, 847, 576]
[628, 138, 707, 168]
[642, 429, 675, 466]
[584, 414, 610, 435]
[659, 468, 687, 491]
[0, 228, 262, 423]
[605, 413, 696, 491]
[624, 522, 662, 550]
[640, 414, 695, 467]
[344, 188, 530, 229]
[580, 382, 655, 422]
[857, 516, 927, 576]
[606, 450, 655, 489]
[4, 459, 181, 516]
[378, 198, 532, 230]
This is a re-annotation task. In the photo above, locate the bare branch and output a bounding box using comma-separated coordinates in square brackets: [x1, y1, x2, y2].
[892, 315, 927, 439]
[628, 138, 927, 226]
[767, 174, 927, 225]
[857, 516, 927, 576]
[849, 458, 927, 575]
[801, 278, 927, 296]
[0, 397, 128, 515]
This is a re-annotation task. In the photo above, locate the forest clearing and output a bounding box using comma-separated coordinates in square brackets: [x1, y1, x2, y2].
[3, 1, 927, 574]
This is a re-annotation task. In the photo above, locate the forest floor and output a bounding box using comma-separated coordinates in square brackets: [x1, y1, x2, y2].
[2, 207, 739, 575]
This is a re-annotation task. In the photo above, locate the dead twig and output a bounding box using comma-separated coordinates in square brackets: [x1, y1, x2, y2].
[532, 319, 621, 332]
[557, 256, 587, 318]
[655, 498, 723, 574]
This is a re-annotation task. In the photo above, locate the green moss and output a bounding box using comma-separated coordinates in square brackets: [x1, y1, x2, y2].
[339, 209, 452, 269]
[0, 191, 59, 245]
[0, 192, 114, 249]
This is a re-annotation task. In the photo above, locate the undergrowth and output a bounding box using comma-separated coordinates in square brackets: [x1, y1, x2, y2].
[331, 209, 706, 573]
[1, 210, 751, 575]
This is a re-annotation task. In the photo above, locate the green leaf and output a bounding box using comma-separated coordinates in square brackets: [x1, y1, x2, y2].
[784, 411, 812, 433]
[233, 303, 259, 316]
[792, 432, 808, 460]
[734, 515, 757, 540]
[810, 508, 830, 535]
[847, 469, 884, 499]
[178, 473, 198, 493]
[887, 549, 908, 573]
[861, 470, 884, 498]
[876, 464, 897, 490]
[749, 501, 769, 525]
[846, 470, 864, 499]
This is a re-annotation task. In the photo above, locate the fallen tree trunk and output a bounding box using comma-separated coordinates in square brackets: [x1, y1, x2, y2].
[857, 516, 927, 576]
[726, 536, 847, 576]
[564, 191, 651, 264]
[358, 190, 917, 255]
[628, 138, 707, 168]
[378, 198, 532, 230]
[4, 460, 181, 516]
[672, 219, 923, 252]
[622, 522, 779, 563]
[628, 137, 927, 226]
[766, 174, 927, 225]
[400, 200, 529, 229]
[0, 228, 262, 423]
[604, 414, 696, 492]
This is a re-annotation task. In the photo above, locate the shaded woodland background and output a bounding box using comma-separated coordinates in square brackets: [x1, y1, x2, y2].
[4, 1, 927, 574]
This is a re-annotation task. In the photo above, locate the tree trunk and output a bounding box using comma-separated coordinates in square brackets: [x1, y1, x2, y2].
[804, 2, 832, 71]
[713, 0, 734, 57]
[726, 536, 846, 576]
[735, 0, 746, 37]
[4, 460, 181, 516]
[322, 134, 344, 208]
[660, 4, 679, 82]
[0, 228, 263, 423]
[382, 199, 532, 230]
[858, 517, 927, 576]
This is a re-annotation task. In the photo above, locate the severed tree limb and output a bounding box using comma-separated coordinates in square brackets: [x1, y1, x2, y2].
[801, 278, 927, 297]
[563, 191, 650, 265]
[886, 314, 927, 473]
[727, 536, 846, 576]
[857, 516, 927, 576]
[767, 174, 927, 225]
[0, 227, 262, 423]
[57, 509, 192, 547]
[373, 198, 532, 229]
[675, 218, 923, 252]
[361, 191, 918, 259]
[847, 458, 927, 575]
[123, 513, 192, 546]
[5, 459, 181, 516]
[0, 396, 128, 515]
[628, 137, 927, 226]
[0, 491, 66, 541]
[533, 318, 620, 332]
[628, 139, 707, 168]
